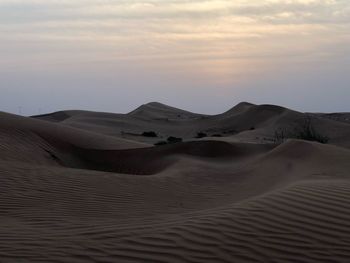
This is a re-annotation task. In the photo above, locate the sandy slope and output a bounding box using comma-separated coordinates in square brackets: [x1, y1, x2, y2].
[1, 104, 350, 262]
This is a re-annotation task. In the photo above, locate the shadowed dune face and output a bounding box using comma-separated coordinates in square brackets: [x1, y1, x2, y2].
[2, 103, 350, 262]
[70, 141, 276, 175]
[73, 141, 238, 175]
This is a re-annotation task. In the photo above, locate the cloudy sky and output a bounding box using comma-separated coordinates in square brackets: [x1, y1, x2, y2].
[0, 0, 349, 115]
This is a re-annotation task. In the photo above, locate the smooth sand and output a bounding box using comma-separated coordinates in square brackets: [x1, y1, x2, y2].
[1, 102, 350, 262]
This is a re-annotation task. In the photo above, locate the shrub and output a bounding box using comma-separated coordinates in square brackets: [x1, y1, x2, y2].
[154, 141, 168, 146]
[295, 117, 329, 144]
[142, 131, 158, 137]
[154, 136, 183, 146]
[167, 136, 183, 144]
[274, 128, 287, 144]
[212, 134, 222, 137]
[195, 132, 207, 138]
[274, 117, 329, 144]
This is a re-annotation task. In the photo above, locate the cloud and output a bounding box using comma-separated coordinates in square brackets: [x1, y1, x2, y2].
[0, 0, 348, 23]
[0, 0, 349, 114]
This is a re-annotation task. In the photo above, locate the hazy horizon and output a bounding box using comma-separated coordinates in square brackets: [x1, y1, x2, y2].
[1, 0, 349, 115]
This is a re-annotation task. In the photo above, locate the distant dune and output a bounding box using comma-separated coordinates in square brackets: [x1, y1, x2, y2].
[1, 102, 350, 262]
[33, 101, 350, 148]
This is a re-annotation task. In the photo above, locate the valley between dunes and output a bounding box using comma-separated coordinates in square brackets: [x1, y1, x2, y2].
[1, 102, 350, 262]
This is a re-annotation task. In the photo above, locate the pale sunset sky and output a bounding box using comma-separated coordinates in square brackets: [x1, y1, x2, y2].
[0, 0, 349, 115]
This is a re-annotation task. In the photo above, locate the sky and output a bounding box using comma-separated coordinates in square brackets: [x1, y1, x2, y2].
[0, 0, 349, 115]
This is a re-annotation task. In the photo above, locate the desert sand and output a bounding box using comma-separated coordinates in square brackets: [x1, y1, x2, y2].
[1, 102, 350, 262]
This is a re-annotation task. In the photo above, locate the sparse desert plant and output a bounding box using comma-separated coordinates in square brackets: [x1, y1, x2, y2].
[223, 129, 238, 135]
[274, 128, 287, 144]
[167, 136, 183, 144]
[142, 131, 158, 137]
[154, 141, 168, 146]
[274, 117, 329, 144]
[195, 132, 207, 138]
[295, 117, 329, 144]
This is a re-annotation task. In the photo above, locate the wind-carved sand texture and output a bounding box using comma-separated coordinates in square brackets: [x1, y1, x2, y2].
[1, 102, 350, 262]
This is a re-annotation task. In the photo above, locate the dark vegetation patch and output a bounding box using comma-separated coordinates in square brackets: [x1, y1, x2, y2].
[195, 132, 207, 138]
[142, 131, 158, 137]
[155, 136, 183, 146]
[167, 136, 183, 144]
[154, 141, 168, 146]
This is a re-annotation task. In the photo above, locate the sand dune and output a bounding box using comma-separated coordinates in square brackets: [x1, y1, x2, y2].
[33, 102, 350, 148]
[1, 103, 350, 262]
[129, 102, 205, 120]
